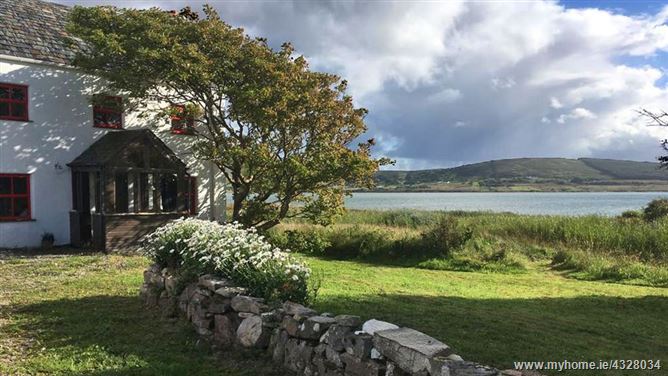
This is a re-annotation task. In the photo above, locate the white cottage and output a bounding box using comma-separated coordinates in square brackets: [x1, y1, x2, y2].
[0, 0, 226, 249]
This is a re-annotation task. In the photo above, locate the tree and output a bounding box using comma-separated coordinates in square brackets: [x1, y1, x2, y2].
[638, 109, 668, 167]
[67, 5, 390, 230]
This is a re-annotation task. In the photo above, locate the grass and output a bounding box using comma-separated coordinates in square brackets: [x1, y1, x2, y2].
[0, 253, 281, 376]
[1, 252, 666, 375]
[273, 209, 668, 286]
[305, 256, 668, 375]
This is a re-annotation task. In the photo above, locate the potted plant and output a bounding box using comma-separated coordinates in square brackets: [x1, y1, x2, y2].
[41, 232, 55, 249]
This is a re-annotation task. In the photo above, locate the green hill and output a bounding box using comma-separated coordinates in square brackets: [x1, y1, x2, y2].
[375, 157, 668, 191]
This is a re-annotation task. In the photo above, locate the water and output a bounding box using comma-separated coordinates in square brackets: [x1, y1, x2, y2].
[344, 192, 668, 216]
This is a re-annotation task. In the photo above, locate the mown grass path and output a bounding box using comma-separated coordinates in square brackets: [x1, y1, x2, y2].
[1, 253, 666, 375]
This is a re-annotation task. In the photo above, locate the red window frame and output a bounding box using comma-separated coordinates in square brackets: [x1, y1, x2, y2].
[170, 105, 195, 135]
[185, 176, 198, 215]
[93, 95, 123, 129]
[0, 174, 31, 221]
[0, 83, 29, 121]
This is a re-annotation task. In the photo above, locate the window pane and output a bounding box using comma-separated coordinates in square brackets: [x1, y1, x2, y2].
[0, 198, 11, 216]
[0, 103, 9, 117]
[13, 177, 27, 194]
[93, 112, 106, 126]
[11, 103, 25, 118]
[13, 198, 29, 218]
[0, 87, 8, 98]
[107, 112, 122, 127]
[11, 88, 25, 100]
[0, 177, 10, 194]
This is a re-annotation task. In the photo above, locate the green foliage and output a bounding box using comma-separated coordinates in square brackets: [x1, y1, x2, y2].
[552, 249, 668, 286]
[643, 198, 668, 222]
[141, 218, 314, 304]
[67, 5, 389, 231]
[420, 216, 473, 257]
[619, 210, 643, 219]
[267, 229, 331, 255]
[279, 208, 668, 285]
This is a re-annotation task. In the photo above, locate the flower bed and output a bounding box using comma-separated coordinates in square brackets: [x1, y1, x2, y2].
[140, 218, 313, 303]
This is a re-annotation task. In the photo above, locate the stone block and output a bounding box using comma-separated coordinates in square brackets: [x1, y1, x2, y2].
[271, 329, 289, 363]
[231, 295, 265, 314]
[326, 346, 345, 368]
[340, 352, 385, 376]
[284, 338, 315, 373]
[344, 333, 373, 359]
[362, 319, 398, 335]
[373, 328, 450, 374]
[282, 315, 301, 337]
[198, 274, 233, 291]
[283, 301, 318, 317]
[237, 315, 270, 348]
[335, 315, 362, 328]
[214, 286, 248, 298]
[430, 359, 501, 376]
[385, 362, 409, 376]
[164, 275, 178, 296]
[300, 316, 337, 340]
[214, 314, 237, 347]
[323, 325, 354, 351]
[207, 295, 231, 314]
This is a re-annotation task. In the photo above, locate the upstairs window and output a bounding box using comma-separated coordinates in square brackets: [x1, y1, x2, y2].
[93, 95, 123, 129]
[0, 174, 31, 221]
[0, 83, 28, 121]
[170, 105, 195, 135]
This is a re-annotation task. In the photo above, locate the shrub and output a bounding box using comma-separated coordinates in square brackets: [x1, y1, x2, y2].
[141, 218, 314, 304]
[619, 210, 643, 219]
[420, 215, 473, 257]
[281, 229, 330, 255]
[643, 199, 668, 222]
[325, 225, 407, 259]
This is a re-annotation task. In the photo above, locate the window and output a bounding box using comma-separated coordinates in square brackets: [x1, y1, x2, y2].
[0, 83, 28, 121]
[93, 95, 123, 129]
[185, 176, 198, 215]
[0, 174, 31, 221]
[170, 105, 194, 135]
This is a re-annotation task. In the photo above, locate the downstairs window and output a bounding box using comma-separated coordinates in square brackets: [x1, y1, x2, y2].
[0, 174, 31, 221]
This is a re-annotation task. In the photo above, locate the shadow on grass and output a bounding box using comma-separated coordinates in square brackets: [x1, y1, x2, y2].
[0, 245, 102, 259]
[11, 295, 282, 376]
[314, 294, 668, 374]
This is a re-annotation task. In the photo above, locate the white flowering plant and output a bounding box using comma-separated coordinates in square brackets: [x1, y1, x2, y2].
[141, 218, 315, 304]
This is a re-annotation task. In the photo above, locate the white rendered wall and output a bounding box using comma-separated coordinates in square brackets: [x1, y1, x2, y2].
[0, 57, 226, 248]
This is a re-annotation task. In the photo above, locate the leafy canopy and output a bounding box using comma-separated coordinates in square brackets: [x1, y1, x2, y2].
[67, 5, 390, 229]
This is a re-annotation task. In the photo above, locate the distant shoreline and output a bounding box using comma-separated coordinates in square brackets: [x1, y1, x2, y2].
[352, 187, 668, 193]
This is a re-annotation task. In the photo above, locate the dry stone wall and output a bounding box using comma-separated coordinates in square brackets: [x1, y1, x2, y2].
[140, 264, 533, 376]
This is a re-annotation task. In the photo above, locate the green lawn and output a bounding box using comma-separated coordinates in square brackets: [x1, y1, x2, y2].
[1, 253, 666, 375]
[0, 254, 280, 376]
[306, 257, 668, 375]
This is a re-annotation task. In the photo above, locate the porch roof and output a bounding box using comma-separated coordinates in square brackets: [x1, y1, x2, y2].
[68, 129, 187, 172]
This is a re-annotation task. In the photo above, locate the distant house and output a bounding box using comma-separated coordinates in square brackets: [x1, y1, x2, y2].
[0, 0, 227, 249]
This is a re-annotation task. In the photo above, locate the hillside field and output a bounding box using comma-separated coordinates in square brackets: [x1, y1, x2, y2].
[374, 157, 668, 191]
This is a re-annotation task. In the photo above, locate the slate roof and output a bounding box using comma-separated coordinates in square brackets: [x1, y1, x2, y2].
[68, 129, 187, 170]
[0, 0, 81, 65]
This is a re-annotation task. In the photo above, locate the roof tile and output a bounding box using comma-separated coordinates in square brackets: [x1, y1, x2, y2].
[0, 0, 82, 65]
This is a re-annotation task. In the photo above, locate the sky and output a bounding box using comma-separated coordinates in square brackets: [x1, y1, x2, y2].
[51, 0, 668, 170]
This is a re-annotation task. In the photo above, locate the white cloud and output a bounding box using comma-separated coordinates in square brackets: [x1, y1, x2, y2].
[54, 0, 668, 168]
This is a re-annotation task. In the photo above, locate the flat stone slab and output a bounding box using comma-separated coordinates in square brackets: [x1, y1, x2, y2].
[373, 327, 451, 374]
[362, 319, 399, 335]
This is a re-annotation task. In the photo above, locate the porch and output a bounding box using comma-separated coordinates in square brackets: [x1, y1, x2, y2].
[68, 129, 194, 251]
